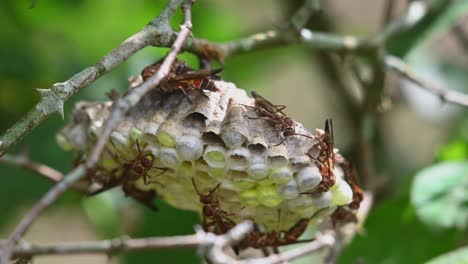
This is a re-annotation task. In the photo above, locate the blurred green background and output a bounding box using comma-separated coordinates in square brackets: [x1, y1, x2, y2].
[1, 0, 467, 263]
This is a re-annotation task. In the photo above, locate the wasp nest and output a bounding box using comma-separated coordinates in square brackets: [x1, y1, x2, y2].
[58, 75, 358, 232]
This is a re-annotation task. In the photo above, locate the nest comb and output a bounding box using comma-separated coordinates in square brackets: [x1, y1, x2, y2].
[57, 73, 357, 232]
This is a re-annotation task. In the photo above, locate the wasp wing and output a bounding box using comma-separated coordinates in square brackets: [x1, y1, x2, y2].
[173, 68, 222, 81]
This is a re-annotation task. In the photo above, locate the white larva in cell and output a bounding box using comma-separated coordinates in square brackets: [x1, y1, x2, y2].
[310, 191, 333, 208]
[296, 166, 322, 192]
[267, 155, 289, 169]
[176, 134, 204, 161]
[248, 154, 269, 179]
[158, 147, 182, 168]
[278, 179, 300, 200]
[286, 195, 315, 211]
[221, 130, 247, 149]
[248, 162, 269, 179]
[269, 166, 293, 184]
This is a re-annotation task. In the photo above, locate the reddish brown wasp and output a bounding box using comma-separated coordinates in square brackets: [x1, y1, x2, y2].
[121, 181, 159, 211]
[329, 159, 363, 226]
[339, 158, 363, 210]
[248, 91, 314, 146]
[88, 140, 167, 211]
[85, 165, 160, 211]
[237, 217, 314, 250]
[108, 139, 168, 185]
[191, 178, 236, 234]
[141, 58, 222, 99]
[330, 206, 358, 227]
[303, 119, 336, 193]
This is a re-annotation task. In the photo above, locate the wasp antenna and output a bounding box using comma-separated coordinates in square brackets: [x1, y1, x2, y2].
[211, 68, 223, 75]
[208, 183, 221, 196]
[288, 238, 315, 245]
[180, 88, 193, 103]
[152, 167, 168, 177]
[273, 104, 287, 111]
[89, 181, 121, 196]
[271, 137, 288, 146]
[191, 178, 202, 196]
[293, 133, 315, 140]
[135, 139, 142, 153]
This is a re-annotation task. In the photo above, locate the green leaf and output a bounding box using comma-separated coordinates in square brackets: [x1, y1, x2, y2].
[437, 139, 468, 162]
[425, 246, 468, 264]
[411, 161, 468, 230]
[82, 193, 121, 237]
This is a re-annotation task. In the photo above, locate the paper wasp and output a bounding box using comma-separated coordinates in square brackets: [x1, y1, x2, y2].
[141, 58, 222, 99]
[330, 206, 358, 227]
[88, 140, 167, 211]
[191, 178, 236, 234]
[83, 165, 160, 211]
[329, 160, 363, 226]
[303, 119, 336, 193]
[339, 158, 363, 210]
[248, 91, 314, 146]
[238, 218, 312, 249]
[107, 139, 167, 185]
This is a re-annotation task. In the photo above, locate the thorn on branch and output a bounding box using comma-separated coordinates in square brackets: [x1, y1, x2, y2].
[32, 87, 65, 119]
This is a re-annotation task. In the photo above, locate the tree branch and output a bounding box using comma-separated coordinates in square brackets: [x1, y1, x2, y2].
[452, 23, 468, 56]
[5, 220, 335, 264]
[0, 1, 194, 263]
[6, 221, 252, 263]
[0, 154, 63, 183]
[384, 55, 468, 106]
[0, 154, 89, 192]
[238, 234, 334, 264]
[4, 195, 375, 264]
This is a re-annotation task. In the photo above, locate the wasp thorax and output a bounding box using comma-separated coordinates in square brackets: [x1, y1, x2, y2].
[59, 63, 360, 235]
[283, 116, 294, 127]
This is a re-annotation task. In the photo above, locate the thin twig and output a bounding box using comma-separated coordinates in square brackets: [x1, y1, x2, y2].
[372, 0, 429, 45]
[5, 220, 335, 264]
[452, 23, 468, 55]
[385, 55, 468, 106]
[0, 154, 63, 183]
[0, 1, 194, 263]
[0, 154, 89, 192]
[381, 0, 395, 28]
[0, 164, 87, 264]
[6, 221, 253, 261]
[289, 0, 321, 32]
